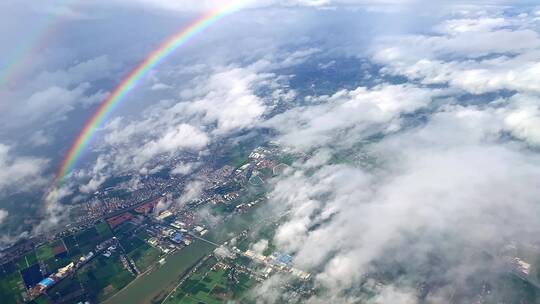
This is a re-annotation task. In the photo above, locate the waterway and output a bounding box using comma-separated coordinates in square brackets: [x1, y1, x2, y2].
[104, 206, 264, 304]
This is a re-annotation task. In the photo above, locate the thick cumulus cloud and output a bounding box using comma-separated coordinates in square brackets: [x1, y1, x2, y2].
[266, 106, 540, 302]
[176, 67, 269, 135]
[0, 210, 7, 225]
[0, 144, 48, 193]
[372, 10, 540, 148]
[253, 6, 540, 303]
[0, 56, 113, 133]
[67, 63, 282, 196]
[266, 83, 440, 150]
[90, 0, 540, 13]
[138, 124, 208, 161]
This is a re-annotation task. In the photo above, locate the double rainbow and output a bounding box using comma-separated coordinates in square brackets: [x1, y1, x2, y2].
[55, 0, 247, 186]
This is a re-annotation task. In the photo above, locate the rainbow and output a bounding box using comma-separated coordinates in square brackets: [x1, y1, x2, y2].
[54, 0, 247, 186]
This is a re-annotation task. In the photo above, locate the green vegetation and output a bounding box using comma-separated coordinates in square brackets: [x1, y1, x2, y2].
[63, 235, 81, 257]
[78, 254, 134, 302]
[484, 274, 540, 303]
[76, 227, 101, 253]
[248, 175, 264, 186]
[36, 239, 65, 262]
[114, 222, 136, 235]
[36, 244, 55, 261]
[136, 229, 150, 241]
[119, 234, 145, 253]
[0, 272, 25, 303]
[29, 296, 51, 304]
[16, 251, 37, 270]
[44, 255, 70, 274]
[47, 275, 84, 303]
[96, 221, 114, 239]
[275, 153, 297, 166]
[127, 243, 161, 272]
[164, 258, 256, 304]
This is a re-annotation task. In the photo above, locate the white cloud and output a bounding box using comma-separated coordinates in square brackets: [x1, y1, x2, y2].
[0, 56, 112, 131]
[177, 67, 269, 135]
[434, 17, 508, 34]
[138, 124, 208, 161]
[177, 180, 205, 206]
[171, 162, 199, 175]
[0, 144, 48, 193]
[266, 83, 438, 150]
[33, 184, 73, 234]
[503, 94, 540, 146]
[92, 64, 278, 176]
[0, 209, 7, 225]
[373, 13, 540, 95]
[267, 106, 540, 300]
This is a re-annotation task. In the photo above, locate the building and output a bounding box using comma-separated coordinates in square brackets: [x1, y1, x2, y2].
[156, 210, 173, 221]
[172, 233, 183, 244]
[107, 213, 133, 229]
[39, 277, 55, 288]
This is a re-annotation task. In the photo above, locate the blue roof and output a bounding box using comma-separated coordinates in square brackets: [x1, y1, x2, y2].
[278, 254, 292, 265]
[173, 233, 183, 242]
[39, 277, 55, 287]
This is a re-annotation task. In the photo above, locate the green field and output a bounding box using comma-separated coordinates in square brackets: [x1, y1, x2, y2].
[164, 258, 256, 304]
[30, 295, 51, 304]
[248, 175, 264, 186]
[76, 227, 101, 253]
[63, 235, 81, 257]
[127, 243, 161, 272]
[136, 229, 150, 241]
[36, 239, 65, 261]
[16, 251, 38, 270]
[44, 255, 70, 274]
[0, 272, 25, 303]
[96, 221, 114, 239]
[119, 234, 145, 253]
[36, 244, 55, 261]
[114, 222, 136, 235]
[78, 254, 134, 302]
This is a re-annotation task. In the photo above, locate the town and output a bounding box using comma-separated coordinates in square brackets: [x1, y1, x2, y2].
[0, 143, 314, 304]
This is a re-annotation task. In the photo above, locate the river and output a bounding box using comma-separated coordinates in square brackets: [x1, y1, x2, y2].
[104, 206, 263, 304]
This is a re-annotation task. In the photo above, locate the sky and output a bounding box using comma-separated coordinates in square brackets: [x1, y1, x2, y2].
[2, 0, 540, 302]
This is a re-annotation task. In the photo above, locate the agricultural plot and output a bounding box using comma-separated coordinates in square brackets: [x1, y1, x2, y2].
[47, 275, 85, 303]
[78, 254, 134, 302]
[0, 272, 25, 303]
[114, 222, 137, 235]
[21, 264, 43, 289]
[165, 258, 256, 304]
[248, 175, 264, 186]
[16, 251, 37, 270]
[127, 243, 161, 272]
[36, 244, 54, 262]
[75, 227, 101, 253]
[36, 239, 66, 263]
[62, 235, 81, 257]
[29, 296, 51, 304]
[0, 261, 17, 276]
[96, 221, 114, 239]
[119, 234, 145, 253]
[136, 229, 150, 241]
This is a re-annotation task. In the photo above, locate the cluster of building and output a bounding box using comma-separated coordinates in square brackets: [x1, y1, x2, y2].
[234, 198, 263, 213]
[3, 144, 293, 303]
[233, 247, 311, 281]
[27, 237, 117, 300]
[142, 213, 211, 254]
